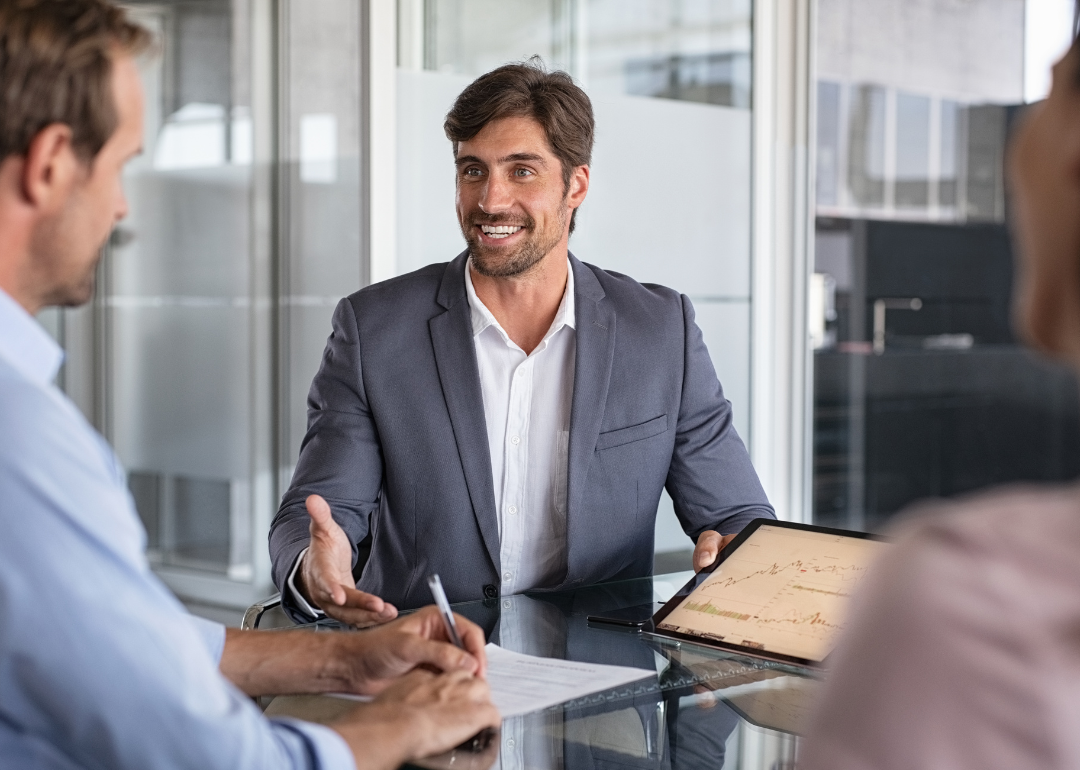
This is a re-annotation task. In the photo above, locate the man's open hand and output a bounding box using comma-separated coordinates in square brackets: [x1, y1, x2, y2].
[693, 530, 738, 572]
[299, 494, 397, 626]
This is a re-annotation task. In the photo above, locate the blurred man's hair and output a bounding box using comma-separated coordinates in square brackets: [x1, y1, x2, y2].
[0, 0, 152, 164]
[444, 58, 594, 233]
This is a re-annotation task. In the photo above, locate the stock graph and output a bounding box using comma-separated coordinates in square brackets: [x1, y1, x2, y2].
[658, 526, 888, 661]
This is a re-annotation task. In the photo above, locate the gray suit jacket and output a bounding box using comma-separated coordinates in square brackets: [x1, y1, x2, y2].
[270, 253, 773, 613]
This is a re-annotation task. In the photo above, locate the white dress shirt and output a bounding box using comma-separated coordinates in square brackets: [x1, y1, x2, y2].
[465, 257, 576, 595]
[287, 257, 577, 613]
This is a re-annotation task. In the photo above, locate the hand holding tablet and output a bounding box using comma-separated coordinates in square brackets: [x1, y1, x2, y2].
[650, 520, 890, 667]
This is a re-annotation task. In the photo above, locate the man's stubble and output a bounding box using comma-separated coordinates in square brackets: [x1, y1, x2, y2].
[463, 205, 568, 279]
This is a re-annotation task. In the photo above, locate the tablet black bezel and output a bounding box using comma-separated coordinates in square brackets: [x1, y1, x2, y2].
[648, 518, 888, 668]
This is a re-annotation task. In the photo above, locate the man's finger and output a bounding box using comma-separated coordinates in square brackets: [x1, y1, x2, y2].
[325, 604, 399, 628]
[453, 614, 488, 678]
[402, 636, 479, 675]
[313, 578, 345, 604]
[337, 587, 398, 619]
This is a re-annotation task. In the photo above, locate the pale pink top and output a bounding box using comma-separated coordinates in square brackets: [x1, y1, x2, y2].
[800, 484, 1080, 770]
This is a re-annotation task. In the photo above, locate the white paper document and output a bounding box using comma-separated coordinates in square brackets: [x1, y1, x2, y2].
[330, 643, 655, 719]
[483, 643, 655, 718]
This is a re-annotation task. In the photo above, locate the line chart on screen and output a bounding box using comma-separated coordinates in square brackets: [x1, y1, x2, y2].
[657, 526, 888, 661]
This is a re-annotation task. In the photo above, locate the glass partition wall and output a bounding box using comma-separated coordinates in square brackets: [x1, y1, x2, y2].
[810, 0, 1080, 533]
[41, 0, 364, 608]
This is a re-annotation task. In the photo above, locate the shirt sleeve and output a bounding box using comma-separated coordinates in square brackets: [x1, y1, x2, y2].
[285, 547, 326, 620]
[187, 615, 228, 663]
[0, 378, 356, 770]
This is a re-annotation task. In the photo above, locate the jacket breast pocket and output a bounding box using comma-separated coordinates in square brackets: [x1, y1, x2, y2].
[595, 414, 669, 451]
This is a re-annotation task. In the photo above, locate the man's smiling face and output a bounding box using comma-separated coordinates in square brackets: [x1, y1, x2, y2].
[455, 115, 582, 278]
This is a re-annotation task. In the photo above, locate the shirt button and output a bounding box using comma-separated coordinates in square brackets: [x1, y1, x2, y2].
[511, 435, 521, 445]
[508, 505, 518, 515]
[506, 738, 516, 748]
[515, 368, 523, 377]
[503, 599, 512, 610]
[503, 571, 512, 582]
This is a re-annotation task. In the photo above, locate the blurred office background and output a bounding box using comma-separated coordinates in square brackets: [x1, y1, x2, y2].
[37, 0, 1079, 618]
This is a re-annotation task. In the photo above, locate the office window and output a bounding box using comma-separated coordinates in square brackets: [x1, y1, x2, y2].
[395, 0, 753, 558]
[939, 99, 960, 209]
[811, 0, 1080, 532]
[895, 92, 930, 208]
[34, 0, 366, 606]
[816, 80, 842, 208]
[846, 84, 886, 209]
[110, 0, 262, 582]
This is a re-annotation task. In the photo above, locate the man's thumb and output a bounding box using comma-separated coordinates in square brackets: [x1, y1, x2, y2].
[405, 636, 478, 674]
[306, 494, 334, 531]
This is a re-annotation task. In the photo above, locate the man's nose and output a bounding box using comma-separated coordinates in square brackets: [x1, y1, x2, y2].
[115, 187, 129, 222]
[478, 174, 512, 213]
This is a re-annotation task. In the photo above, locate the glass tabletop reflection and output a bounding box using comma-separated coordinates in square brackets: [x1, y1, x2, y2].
[265, 572, 815, 770]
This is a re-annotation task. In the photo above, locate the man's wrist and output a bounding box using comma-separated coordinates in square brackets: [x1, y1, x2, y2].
[321, 630, 378, 694]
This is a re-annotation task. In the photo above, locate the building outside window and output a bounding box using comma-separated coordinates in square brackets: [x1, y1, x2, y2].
[810, 0, 1080, 533]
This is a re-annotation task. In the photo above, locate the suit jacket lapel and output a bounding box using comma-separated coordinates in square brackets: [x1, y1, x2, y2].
[564, 255, 616, 584]
[429, 254, 501, 572]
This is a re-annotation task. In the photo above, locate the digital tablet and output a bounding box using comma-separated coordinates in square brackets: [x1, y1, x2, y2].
[649, 519, 889, 668]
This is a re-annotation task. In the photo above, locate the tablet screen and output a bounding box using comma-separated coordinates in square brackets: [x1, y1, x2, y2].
[655, 523, 888, 663]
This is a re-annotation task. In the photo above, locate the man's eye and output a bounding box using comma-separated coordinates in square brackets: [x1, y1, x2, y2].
[514, 168, 533, 177]
[462, 167, 482, 177]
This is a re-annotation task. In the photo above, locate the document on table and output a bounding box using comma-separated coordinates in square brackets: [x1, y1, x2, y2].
[483, 643, 655, 718]
[330, 643, 655, 718]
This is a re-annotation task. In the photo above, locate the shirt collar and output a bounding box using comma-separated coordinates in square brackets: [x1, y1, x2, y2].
[0, 286, 64, 386]
[464, 256, 576, 343]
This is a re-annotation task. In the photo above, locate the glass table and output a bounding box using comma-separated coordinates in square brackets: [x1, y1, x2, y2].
[260, 573, 814, 770]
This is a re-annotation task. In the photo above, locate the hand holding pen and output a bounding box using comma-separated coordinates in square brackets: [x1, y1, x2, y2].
[428, 574, 499, 752]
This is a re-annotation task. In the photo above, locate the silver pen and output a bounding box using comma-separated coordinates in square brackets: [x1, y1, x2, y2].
[427, 574, 498, 752]
[427, 574, 465, 648]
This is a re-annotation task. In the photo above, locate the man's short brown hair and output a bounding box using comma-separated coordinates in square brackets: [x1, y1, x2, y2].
[0, 0, 152, 164]
[444, 59, 594, 233]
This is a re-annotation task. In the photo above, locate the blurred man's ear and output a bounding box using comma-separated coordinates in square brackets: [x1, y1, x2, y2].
[1006, 43, 1080, 363]
[20, 124, 80, 211]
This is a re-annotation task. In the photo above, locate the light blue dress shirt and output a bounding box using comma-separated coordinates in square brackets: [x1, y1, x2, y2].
[0, 288, 355, 769]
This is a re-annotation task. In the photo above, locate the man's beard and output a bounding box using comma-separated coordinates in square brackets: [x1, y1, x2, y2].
[463, 208, 566, 279]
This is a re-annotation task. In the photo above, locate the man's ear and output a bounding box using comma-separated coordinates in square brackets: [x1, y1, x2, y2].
[21, 123, 79, 210]
[567, 164, 590, 210]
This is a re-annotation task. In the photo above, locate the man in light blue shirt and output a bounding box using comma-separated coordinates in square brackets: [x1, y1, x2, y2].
[0, 2, 499, 768]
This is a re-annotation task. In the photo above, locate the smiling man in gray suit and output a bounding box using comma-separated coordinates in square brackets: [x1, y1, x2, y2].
[269, 61, 774, 626]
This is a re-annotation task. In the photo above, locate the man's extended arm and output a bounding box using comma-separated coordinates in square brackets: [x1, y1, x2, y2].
[270, 298, 391, 625]
[218, 606, 487, 697]
[666, 294, 776, 569]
